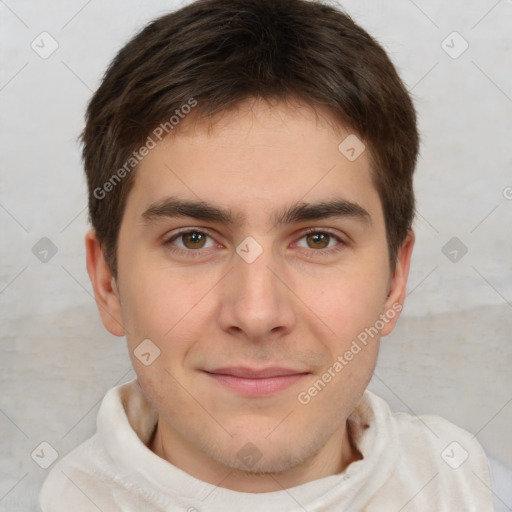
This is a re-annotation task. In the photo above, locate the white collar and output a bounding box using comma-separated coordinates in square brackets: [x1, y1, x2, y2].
[96, 379, 399, 510]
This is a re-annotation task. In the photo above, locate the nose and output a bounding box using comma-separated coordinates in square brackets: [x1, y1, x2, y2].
[217, 244, 297, 342]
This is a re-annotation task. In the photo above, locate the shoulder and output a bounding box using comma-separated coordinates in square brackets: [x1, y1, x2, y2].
[366, 391, 487, 463]
[487, 456, 512, 512]
[363, 391, 495, 508]
[39, 436, 112, 512]
[39, 381, 142, 512]
[392, 404, 489, 475]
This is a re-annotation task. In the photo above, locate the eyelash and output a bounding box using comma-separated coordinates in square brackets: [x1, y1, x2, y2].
[163, 227, 346, 259]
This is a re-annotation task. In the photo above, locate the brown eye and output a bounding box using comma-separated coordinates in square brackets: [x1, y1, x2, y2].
[166, 230, 216, 252]
[181, 231, 207, 249]
[305, 232, 331, 249]
[295, 229, 345, 256]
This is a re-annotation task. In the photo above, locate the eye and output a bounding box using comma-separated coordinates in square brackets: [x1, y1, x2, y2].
[165, 230, 217, 251]
[294, 229, 345, 255]
[163, 227, 346, 259]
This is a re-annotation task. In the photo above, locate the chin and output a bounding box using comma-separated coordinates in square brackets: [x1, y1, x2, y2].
[210, 429, 322, 476]
[225, 448, 303, 475]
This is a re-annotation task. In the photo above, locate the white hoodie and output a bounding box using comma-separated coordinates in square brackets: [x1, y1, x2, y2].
[40, 379, 496, 511]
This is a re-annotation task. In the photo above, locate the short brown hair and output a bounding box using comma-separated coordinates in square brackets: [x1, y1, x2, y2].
[82, 0, 418, 278]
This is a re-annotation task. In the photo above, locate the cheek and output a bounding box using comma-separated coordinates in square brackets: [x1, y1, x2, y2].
[118, 259, 221, 370]
[118, 264, 198, 344]
[294, 275, 384, 415]
[307, 265, 389, 343]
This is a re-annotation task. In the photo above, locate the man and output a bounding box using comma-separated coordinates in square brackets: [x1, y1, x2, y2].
[40, 0, 503, 509]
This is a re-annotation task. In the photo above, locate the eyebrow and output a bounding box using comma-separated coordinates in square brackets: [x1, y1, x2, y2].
[141, 196, 371, 228]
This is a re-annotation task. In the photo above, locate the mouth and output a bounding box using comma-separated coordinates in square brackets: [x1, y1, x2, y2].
[202, 367, 311, 396]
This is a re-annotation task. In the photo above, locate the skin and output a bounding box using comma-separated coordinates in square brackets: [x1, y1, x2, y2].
[86, 98, 414, 493]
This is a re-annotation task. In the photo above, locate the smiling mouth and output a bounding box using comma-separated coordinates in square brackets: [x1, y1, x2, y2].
[203, 367, 311, 396]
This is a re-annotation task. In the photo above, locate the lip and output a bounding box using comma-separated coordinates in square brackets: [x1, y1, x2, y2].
[203, 367, 310, 396]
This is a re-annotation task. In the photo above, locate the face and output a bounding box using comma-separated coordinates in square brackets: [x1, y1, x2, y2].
[86, 98, 413, 491]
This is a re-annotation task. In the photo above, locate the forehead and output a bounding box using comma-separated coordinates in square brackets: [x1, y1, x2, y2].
[125, 98, 382, 226]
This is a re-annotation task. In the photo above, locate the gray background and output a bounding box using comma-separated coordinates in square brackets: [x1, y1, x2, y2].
[1, 0, 511, 510]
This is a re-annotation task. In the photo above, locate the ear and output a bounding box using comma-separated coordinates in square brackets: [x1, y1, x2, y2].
[380, 230, 415, 337]
[85, 229, 125, 337]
